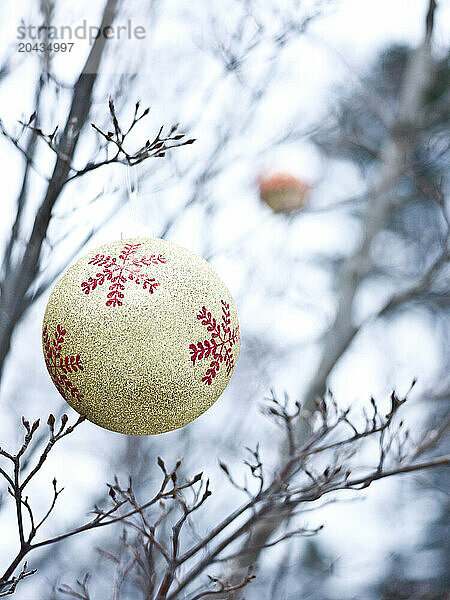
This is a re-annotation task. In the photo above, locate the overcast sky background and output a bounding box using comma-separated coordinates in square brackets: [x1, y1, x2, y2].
[0, 1, 449, 597]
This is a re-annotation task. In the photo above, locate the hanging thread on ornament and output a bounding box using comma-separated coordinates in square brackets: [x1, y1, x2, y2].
[121, 163, 154, 239]
[126, 163, 138, 219]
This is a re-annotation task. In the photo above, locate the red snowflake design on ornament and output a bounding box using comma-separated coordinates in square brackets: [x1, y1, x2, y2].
[189, 301, 240, 385]
[43, 324, 84, 402]
[81, 243, 166, 307]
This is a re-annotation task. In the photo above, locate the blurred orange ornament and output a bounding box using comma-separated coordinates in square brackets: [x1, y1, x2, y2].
[258, 172, 311, 214]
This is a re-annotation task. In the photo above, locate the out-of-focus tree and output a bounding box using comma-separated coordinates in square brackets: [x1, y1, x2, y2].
[228, 0, 449, 592]
[313, 37, 449, 600]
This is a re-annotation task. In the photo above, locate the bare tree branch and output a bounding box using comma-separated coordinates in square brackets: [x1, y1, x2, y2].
[2, 386, 448, 599]
[0, 0, 120, 383]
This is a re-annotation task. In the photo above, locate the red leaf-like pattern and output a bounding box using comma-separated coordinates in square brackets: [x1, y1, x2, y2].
[189, 300, 239, 385]
[80, 243, 166, 308]
[43, 324, 85, 402]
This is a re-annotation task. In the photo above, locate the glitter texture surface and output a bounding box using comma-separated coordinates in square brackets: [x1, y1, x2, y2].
[42, 238, 240, 435]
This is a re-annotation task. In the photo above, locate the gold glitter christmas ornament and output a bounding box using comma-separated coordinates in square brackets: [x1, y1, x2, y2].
[42, 238, 240, 435]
